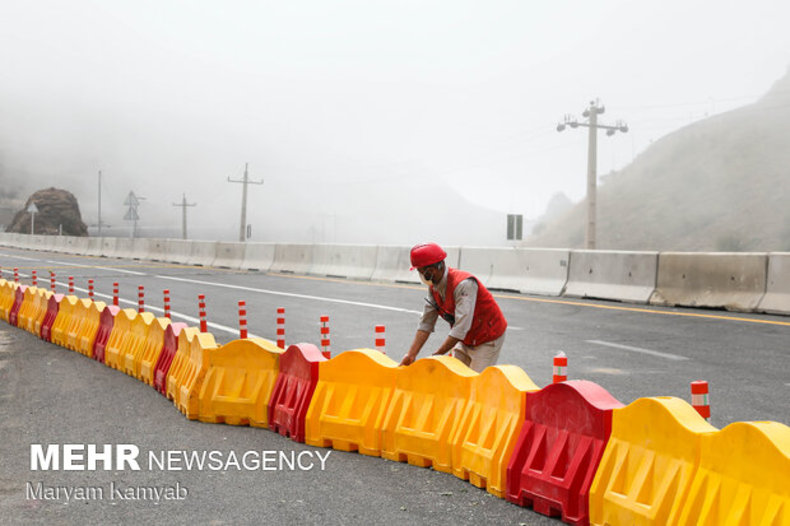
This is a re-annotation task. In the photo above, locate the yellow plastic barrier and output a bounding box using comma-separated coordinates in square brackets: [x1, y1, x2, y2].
[120, 311, 155, 377]
[589, 396, 717, 526]
[176, 330, 218, 419]
[65, 298, 94, 351]
[16, 286, 39, 333]
[75, 301, 107, 357]
[381, 356, 476, 472]
[104, 309, 138, 370]
[677, 421, 790, 525]
[452, 365, 540, 497]
[166, 326, 201, 402]
[119, 312, 155, 377]
[0, 280, 18, 321]
[305, 349, 398, 456]
[18, 286, 44, 333]
[50, 295, 80, 348]
[28, 288, 52, 336]
[137, 317, 171, 383]
[198, 338, 283, 427]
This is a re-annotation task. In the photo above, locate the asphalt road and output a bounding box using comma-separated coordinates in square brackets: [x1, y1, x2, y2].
[1, 246, 788, 525]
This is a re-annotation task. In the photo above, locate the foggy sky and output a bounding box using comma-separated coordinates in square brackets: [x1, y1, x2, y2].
[1, 1, 789, 244]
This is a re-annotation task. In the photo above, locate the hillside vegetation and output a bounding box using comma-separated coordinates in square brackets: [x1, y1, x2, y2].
[526, 70, 790, 251]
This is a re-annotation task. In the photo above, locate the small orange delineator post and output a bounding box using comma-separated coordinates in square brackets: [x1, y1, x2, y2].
[276, 307, 285, 349]
[198, 294, 207, 332]
[69, 276, 74, 293]
[14, 268, 19, 283]
[238, 300, 248, 339]
[137, 285, 145, 313]
[113, 282, 119, 306]
[375, 325, 386, 354]
[690, 380, 710, 420]
[552, 351, 567, 383]
[163, 289, 171, 319]
[320, 315, 331, 359]
[50, 272, 56, 292]
[31, 270, 37, 287]
[88, 279, 94, 299]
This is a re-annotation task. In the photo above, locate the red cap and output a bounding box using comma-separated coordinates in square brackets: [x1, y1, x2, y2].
[410, 243, 447, 270]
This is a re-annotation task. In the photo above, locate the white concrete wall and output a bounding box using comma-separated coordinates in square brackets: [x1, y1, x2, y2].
[460, 247, 569, 295]
[651, 252, 767, 311]
[757, 252, 790, 314]
[0, 233, 785, 317]
[564, 250, 658, 303]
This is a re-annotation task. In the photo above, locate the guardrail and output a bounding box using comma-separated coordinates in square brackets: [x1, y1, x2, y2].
[0, 233, 787, 315]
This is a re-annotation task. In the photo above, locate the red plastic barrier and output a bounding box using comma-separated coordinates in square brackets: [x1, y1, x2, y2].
[8, 285, 28, 327]
[506, 380, 623, 525]
[268, 343, 327, 442]
[39, 293, 64, 342]
[92, 305, 120, 363]
[154, 322, 188, 395]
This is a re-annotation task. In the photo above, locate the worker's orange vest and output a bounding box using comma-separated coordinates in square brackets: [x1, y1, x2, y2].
[431, 268, 507, 347]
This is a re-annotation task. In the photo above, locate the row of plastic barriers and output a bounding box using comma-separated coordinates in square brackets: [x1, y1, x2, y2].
[1, 278, 788, 525]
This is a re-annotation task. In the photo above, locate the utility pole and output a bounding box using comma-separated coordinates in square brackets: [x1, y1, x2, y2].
[227, 163, 263, 242]
[557, 99, 628, 249]
[98, 171, 102, 237]
[172, 193, 197, 240]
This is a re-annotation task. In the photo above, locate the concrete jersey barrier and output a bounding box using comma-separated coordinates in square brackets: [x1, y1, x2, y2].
[146, 239, 171, 262]
[241, 243, 275, 271]
[757, 252, 790, 315]
[310, 244, 378, 280]
[371, 245, 418, 284]
[564, 250, 658, 303]
[650, 252, 768, 311]
[113, 238, 136, 260]
[213, 242, 245, 269]
[371, 245, 461, 284]
[0, 234, 788, 318]
[270, 244, 314, 275]
[187, 241, 218, 267]
[460, 247, 569, 295]
[161, 239, 193, 265]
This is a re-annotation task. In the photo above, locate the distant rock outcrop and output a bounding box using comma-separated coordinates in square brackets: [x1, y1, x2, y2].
[6, 188, 88, 236]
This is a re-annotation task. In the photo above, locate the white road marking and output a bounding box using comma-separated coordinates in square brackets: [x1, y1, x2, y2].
[585, 339, 689, 361]
[3, 255, 40, 261]
[45, 260, 95, 267]
[45, 260, 148, 276]
[587, 367, 628, 375]
[156, 275, 423, 316]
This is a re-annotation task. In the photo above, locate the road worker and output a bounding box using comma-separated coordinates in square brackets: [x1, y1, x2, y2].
[399, 242, 507, 372]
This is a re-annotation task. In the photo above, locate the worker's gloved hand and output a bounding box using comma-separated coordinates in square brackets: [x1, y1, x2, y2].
[399, 354, 415, 367]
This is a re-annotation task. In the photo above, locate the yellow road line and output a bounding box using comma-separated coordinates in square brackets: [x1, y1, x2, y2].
[494, 294, 790, 327]
[266, 272, 790, 328]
